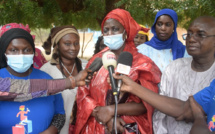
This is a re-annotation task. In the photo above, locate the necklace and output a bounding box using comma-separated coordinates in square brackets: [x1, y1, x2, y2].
[61, 62, 76, 76]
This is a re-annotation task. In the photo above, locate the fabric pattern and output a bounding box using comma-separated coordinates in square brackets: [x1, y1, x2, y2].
[153, 57, 215, 134]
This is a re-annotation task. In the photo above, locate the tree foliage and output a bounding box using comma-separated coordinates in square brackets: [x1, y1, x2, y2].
[0, 0, 214, 29]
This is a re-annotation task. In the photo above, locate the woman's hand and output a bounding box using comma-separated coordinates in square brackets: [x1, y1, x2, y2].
[94, 106, 114, 124]
[106, 117, 126, 133]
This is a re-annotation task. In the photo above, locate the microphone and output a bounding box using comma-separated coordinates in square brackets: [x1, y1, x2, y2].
[86, 57, 103, 85]
[102, 51, 117, 95]
[116, 52, 133, 93]
[88, 57, 103, 75]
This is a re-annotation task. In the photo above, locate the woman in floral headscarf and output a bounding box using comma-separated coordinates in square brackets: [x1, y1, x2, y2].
[134, 24, 150, 47]
[74, 9, 161, 134]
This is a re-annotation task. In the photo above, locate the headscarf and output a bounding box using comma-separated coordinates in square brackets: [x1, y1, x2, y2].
[101, 9, 149, 50]
[42, 25, 79, 64]
[145, 8, 185, 60]
[0, 28, 35, 68]
[0, 23, 35, 40]
[138, 24, 150, 39]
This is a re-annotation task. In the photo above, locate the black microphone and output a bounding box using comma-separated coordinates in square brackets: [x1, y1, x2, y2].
[102, 51, 118, 95]
[116, 52, 133, 93]
[88, 57, 103, 75]
[86, 57, 103, 85]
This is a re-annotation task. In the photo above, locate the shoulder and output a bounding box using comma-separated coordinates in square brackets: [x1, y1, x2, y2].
[40, 61, 53, 70]
[137, 43, 155, 55]
[166, 57, 192, 70]
[31, 68, 53, 79]
[40, 61, 58, 74]
[0, 68, 9, 77]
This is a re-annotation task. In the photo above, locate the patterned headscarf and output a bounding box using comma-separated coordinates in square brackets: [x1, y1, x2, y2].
[145, 8, 185, 60]
[0, 23, 35, 40]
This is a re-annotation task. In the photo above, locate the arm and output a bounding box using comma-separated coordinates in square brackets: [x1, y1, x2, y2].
[93, 102, 146, 124]
[0, 69, 90, 101]
[113, 74, 186, 117]
[189, 96, 214, 134]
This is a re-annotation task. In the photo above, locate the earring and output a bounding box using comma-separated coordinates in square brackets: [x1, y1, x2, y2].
[173, 30, 174, 33]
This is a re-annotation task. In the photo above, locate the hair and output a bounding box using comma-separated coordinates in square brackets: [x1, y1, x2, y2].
[146, 36, 149, 42]
[93, 36, 103, 55]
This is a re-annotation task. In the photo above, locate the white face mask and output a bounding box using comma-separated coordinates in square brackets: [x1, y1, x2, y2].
[103, 32, 125, 50]
[5, 54, 34, 73]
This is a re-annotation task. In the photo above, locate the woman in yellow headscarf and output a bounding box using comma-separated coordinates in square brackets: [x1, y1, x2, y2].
[134, 24, 149, 47]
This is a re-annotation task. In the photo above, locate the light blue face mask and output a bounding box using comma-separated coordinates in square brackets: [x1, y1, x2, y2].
[103, 32, 125, 50]
[5, 54, 34, 73]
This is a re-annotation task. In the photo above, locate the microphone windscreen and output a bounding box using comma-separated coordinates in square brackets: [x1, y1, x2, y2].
[116, 52, 133, 75]
[88, 57, 103, 72]
[102, 51, 117, 70]
[117, 51, 133, 66]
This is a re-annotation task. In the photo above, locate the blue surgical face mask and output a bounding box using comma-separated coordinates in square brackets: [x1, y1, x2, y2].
[103, 32, 125, 50]
[5, 54, 34, 73]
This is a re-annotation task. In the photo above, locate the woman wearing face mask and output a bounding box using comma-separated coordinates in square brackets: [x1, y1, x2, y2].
[74, 9, 161, 134]
[0, 23, 48, 69]
[0, 28, 65, 134]
[137, 9, 189, 72]
[40, 25, 82, 134]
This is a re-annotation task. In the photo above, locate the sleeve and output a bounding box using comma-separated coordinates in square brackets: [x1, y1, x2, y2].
[153, 66, 172, 134]
[193, 79, 215, 114]
[74, 86, 98, 133]
[51, 93, 65, 132]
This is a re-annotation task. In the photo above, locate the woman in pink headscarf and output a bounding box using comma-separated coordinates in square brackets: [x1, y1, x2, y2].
[73, 9, 161, 134]
[0, 23, 47, 69]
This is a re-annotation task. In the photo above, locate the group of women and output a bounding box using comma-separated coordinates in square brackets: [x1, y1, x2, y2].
[0, 7, 214, 134]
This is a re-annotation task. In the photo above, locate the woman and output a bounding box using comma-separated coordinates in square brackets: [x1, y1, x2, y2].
[40, 25, 82, 134]
[134, 24, 149, 47]
[137, 8, 189, 72]
[74, 9, 161, 134]
[0, 28, 65, 134]
[93, 35, 106, 55]
[0, 23, 47, 69]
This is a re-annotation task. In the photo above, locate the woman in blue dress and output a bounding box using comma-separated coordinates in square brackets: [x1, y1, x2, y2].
[0, 28, 65, 134]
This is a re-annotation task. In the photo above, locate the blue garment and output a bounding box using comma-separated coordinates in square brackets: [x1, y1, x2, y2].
[194, 79, 215, 132]
[0, 68, 65, 134]
[137, 44, 190, 72]
[144, 8, 185, 60]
